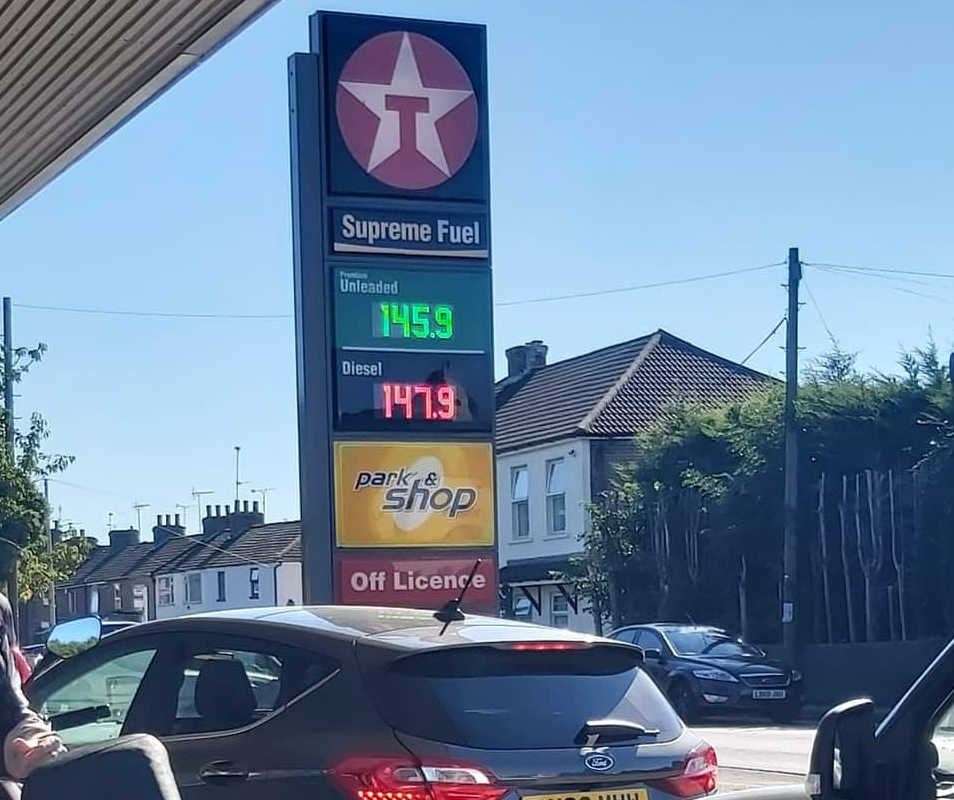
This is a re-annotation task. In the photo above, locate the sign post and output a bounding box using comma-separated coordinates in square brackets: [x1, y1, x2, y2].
[289, 11, 495, 612]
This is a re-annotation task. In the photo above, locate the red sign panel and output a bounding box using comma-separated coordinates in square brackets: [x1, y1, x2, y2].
[336, 552, 497, 612]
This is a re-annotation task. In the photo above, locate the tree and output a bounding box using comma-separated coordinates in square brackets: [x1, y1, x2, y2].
[0, 340, 80, 601]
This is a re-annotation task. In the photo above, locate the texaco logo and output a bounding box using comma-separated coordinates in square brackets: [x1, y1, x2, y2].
[336, 31, 478, 190]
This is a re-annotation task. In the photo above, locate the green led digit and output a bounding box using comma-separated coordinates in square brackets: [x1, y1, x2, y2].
[411, 303, 430, 338]
[377, 302, 390, 337]
[434, 305, 454, 339]
[390, 303, 410, 337]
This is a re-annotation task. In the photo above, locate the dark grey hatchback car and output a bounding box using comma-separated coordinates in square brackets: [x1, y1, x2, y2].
[26, 607, 718, 800]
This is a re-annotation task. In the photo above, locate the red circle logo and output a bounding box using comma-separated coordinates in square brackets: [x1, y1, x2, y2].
[336, 32, 478, 191]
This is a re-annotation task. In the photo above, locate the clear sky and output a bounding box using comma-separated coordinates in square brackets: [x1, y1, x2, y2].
[3, 0, 953, 538]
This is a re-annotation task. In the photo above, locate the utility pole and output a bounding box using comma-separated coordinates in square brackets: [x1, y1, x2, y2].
[3, 298, 18, 627]
[44, 479, 55, 628]
[782, 247, 801, 662]
[234, 446, 241, 506]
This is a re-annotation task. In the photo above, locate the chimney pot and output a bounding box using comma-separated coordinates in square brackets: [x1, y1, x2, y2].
[165, 514, 171, 526]
[156, 514, 162, 526]
[206, 505, 212, 517]
[174, 513, 180, 526]
[215, 505, 221, 517]
[225, 505, 231, 515]
[252, 501, 259, 513]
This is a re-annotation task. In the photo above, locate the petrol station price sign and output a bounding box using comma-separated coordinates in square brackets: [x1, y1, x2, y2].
[290, 11, 494, 607]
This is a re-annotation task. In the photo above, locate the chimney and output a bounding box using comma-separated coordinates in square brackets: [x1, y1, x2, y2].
[215, 505, 221, 517]
[252, 501, 259, 514]
[243, 500, 249, 513]
[206, 505, 212, 517]
[506, 340, 548, 379]
[153, 513, 185, 547]
[109, 528, 140, 550]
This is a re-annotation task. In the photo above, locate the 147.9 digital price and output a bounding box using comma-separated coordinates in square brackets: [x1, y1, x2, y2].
[380, 382, 457, 421]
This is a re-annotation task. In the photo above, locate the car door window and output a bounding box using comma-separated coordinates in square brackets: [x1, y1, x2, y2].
[35, 648, 158, 748]
[172, 648, 285, 736]
[640, 630, 664, 652]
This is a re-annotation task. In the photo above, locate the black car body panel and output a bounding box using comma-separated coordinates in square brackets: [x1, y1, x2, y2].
[609, 624, 803, 720]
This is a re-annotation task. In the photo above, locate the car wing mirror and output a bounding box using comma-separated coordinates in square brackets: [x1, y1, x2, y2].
[641, 648, 663, 661]
[46, 616, 103, 660]
[806, 698, 875, 800]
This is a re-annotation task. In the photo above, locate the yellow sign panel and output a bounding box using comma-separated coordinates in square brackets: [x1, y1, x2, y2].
[334, 441, 494, 548]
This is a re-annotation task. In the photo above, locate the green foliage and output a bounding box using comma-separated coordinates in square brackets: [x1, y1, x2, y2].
[573, 339, 954, 642]
[0, 340, 76, 598]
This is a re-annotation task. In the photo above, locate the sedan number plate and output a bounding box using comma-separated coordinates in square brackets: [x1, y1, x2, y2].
[524, 789, 648, 800]
[753, 689, 787, 700]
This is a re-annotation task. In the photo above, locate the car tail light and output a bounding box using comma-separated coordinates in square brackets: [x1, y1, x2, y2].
[504, 642, 588, 651]
[647, 743, 718, 798]
[330, 757, 507, 800]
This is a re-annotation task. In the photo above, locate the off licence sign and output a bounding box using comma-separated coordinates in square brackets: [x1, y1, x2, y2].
[336, 553, 497, 611]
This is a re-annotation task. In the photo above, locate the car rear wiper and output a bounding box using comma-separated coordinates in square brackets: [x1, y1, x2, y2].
[576, 719, 661, 745]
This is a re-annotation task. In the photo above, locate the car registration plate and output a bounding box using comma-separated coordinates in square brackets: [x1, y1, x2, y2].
[753, 689, 787, 700]
[524, 790, 648, 800]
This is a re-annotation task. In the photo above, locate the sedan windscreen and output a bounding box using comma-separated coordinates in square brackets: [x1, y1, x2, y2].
[368, 645, 682, 749]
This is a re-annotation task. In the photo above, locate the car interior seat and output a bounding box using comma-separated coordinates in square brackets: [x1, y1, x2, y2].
[194, 658, 256, 732]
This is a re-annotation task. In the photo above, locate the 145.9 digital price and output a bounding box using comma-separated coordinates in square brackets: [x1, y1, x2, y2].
[379, 382, 457, 421]
[374, 302, 454, 340]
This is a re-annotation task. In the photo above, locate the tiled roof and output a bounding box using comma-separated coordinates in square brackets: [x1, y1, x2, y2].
[60, 545, 114, 588]
[156, 522, 302, 573]
[495, 329, 773, 453]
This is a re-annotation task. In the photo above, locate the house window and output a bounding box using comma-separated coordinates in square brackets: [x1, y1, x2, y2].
[185, 573, 202, 605]
[68, 590, 76, 615]
[545, 458, 567, 535]
[89, 590, 99, 615]
[511, 466, 530, 540]
[249, 567, 260, 600]
[113, 584, 122, 610]
[217, 571, 226, 603]
[550, 592, 570, 629]
[133, 585, 147, 612]
[157, 576, 175, 607]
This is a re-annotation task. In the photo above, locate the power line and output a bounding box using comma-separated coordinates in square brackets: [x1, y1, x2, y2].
[808, 264, 954, 304]
[15, 303, 292, 320]
[802, 277, 838, 347]
[741, 316, 786, 366]
[495, 262, 784, 307]
[14, 262, 785, 317]
[804, 261, 954, 280]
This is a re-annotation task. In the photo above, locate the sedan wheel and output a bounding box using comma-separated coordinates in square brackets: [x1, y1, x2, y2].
[669, 682, 697, 723]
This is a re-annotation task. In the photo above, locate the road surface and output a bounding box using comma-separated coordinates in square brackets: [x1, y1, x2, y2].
[694, 723, 814, 793]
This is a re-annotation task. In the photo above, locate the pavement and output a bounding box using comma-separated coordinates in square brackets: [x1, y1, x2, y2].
[693, 722, 815, 793]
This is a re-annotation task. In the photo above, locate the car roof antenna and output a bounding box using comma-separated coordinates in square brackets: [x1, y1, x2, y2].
[435, 559, 482, 635]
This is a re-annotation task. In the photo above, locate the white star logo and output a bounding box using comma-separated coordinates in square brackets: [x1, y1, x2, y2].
[339, 33, 474, 176]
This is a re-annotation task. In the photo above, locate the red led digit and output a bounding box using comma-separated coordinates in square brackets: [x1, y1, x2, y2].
[382, 382, 394, 418]
[437, 385, 456, 420]
[413, 384, 432, 419]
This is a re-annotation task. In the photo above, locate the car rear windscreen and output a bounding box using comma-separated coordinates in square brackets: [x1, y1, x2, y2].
[368, 645, 682, 749]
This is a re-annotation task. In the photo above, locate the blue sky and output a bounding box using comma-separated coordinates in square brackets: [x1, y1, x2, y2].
[3, 0, 953, 537]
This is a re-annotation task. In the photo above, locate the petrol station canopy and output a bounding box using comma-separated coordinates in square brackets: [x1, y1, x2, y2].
[0, 0, 279, 221]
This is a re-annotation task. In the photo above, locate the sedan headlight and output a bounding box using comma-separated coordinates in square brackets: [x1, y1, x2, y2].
[792, 670, 803, 682]
[692, 668, 739, 683]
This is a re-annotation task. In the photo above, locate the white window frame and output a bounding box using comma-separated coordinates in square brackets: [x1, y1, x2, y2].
[157, 576, 175, 607]
[550, 591, 570, 629]
[545, 458, 568, 537]
[113, 583, 122, 609]
[249, 567, 260, 600]
[510, 465, 530, 541]
[185, 573, 203, 605]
